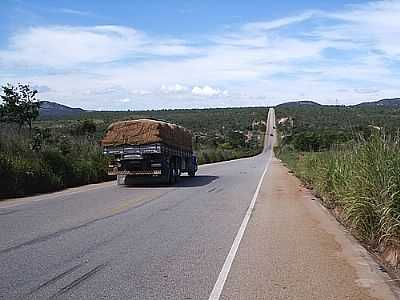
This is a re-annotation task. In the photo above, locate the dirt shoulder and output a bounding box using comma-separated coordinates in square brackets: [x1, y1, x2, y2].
[221, 158, 399, 299]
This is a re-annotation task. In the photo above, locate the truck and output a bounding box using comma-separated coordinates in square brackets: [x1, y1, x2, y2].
[101, 119, 197, 185]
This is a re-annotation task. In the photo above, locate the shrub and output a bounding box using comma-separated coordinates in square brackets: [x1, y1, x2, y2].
[0, 127, 112, 199]
[42, 150, 74, 187]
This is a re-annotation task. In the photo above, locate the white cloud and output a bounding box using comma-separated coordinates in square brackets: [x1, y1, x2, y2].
[131, 89, 151, 96]
[119, 98, 131, 103]
[242, 10, 317, 32]
[161, 84, 188, 94]
[58, 8, 93, 16]
[192, 85, 223, 97]
[0, 26, 138, 67]
[0, 25, 195, 68]
[354, 88, 380, 94]
[313, 1, 400, 58]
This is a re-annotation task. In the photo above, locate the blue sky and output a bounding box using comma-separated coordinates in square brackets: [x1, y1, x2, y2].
[0, 0, 399, 110]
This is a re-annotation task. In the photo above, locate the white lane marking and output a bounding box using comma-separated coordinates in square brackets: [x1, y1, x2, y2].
[208, 151, 273, 300]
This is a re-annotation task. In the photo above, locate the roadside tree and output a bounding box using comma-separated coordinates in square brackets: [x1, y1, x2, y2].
[0, 84, 41, 130]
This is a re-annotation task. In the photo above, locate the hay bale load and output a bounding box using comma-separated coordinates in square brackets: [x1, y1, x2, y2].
[101, 119, 193, 151]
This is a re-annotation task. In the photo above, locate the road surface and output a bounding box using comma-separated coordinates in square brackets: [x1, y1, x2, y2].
[0, 108, 397, 299]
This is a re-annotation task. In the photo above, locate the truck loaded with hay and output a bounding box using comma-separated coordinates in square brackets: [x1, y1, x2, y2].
[101, 119, 197, 184]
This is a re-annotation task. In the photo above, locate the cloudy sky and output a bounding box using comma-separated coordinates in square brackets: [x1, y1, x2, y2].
[0, 0, 399, 110]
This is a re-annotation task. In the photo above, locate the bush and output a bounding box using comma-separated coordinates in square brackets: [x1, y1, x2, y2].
[42, 150, 74, 187]
[0, 127, 112, 199]
[0, 155, 62, 197]
[0, 155, 15, 197]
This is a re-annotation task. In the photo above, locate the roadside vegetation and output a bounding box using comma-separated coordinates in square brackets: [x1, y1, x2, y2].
[0, 85, 110, 198]
[275, 102, 400, 266]
[0, 84, 266, 199]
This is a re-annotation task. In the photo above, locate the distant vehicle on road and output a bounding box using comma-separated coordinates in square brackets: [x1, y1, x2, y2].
[270, 133, 274, 136]
[102, 119, 197, 185]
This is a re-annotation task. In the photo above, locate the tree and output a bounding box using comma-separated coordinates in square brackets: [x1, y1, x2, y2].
[0, 84, 40, 130]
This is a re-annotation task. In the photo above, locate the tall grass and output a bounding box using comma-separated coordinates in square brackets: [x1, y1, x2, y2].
[277, 132, 400, 257]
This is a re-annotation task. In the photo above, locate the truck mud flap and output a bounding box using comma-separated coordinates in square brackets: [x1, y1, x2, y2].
[117, 175, 126, 185]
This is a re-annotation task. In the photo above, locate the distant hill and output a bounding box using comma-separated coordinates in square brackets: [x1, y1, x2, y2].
[37, 97, 400, 119]
[276, 100, 322, 108]
[277, 98, 400, 108]
[355, 98, 400, 107]
[39, 101, 85, 118]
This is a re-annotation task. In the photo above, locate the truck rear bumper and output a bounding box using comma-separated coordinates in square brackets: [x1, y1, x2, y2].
[116, 174, 169, 185]
[108, 169, 162, 176]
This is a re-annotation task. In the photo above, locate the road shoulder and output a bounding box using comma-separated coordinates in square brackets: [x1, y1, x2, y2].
[221, 158, 399, 299]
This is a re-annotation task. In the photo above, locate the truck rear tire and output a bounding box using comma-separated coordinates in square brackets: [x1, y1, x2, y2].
[167, 160, 177, 185]
[175, 166, 181, 182]
[169, 167, 176, 184]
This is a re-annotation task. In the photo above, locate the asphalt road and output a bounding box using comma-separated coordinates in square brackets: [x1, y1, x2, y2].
[0, 110, 275, 299]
